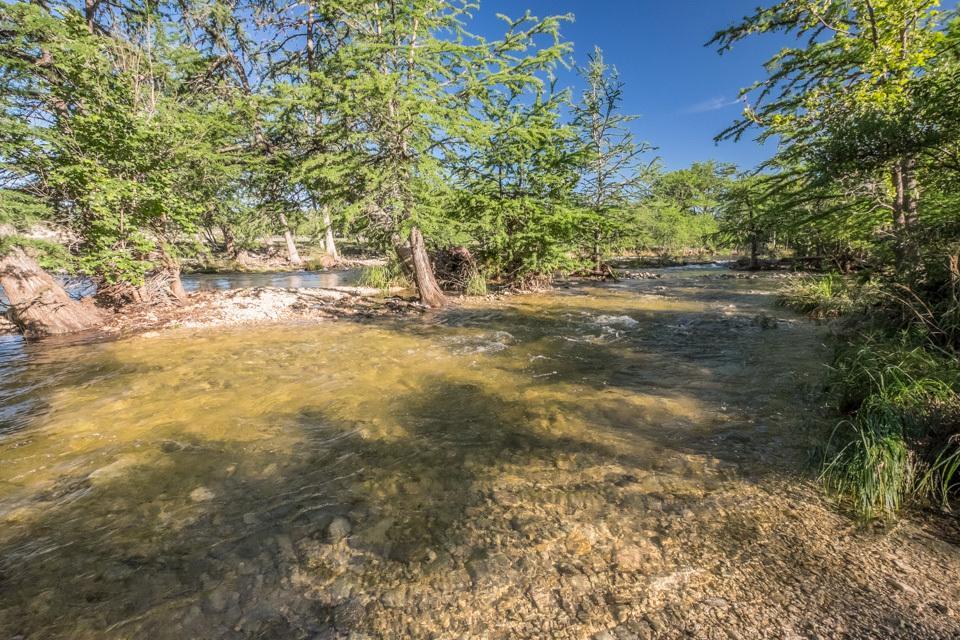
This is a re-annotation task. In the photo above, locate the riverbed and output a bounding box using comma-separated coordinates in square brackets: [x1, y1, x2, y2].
[0, 272, 957, 639]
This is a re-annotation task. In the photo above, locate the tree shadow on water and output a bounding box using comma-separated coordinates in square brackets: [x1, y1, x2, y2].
[292, 378, 635, 564]
[0, 372, 675, 640]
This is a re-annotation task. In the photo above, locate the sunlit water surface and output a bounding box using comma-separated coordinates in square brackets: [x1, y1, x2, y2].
[0, 273, 826, 638]
[183, 268, 362, 293]
[0, 268, 361, 305]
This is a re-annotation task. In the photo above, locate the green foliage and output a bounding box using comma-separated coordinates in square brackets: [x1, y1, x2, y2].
[633, 203, 720, 257]
[711, 0, 946, 165]
[0, 190, 50, 229]
[0, 0, 740, 295]
[572, 47, 656, 267]
[613, 161, 732, 258]
[709, 0, 960, 275]
[0, 0, 247, 287]
[0, 235, 74, 272]
[918, 439, 960, 511]
[831, 331, 958, 415]
[778, 275, 869, 318]
[454, 75, 582, 279]
[712, 4, 960, 522]
[312, 2, 575, 293]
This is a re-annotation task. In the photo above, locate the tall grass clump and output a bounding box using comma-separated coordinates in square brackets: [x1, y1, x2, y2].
[778, 274, 877, 319]
[464, 270, 487, 296]
[821, 409, 915, 522]
[358, 263, 410, 292]
[820, 331, 960, 522]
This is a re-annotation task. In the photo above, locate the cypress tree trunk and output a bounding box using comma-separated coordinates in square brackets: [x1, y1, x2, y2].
[593, 227, 602, 271]
[891, 157, 920, 270]
[220, 224, 237, 258]
[0, 247, 103, 337]
[407, 225, 446, 308]
[157, 248, 187, 303]
[278, 212, 302, 265]
[322, 204, 339, 261]
[168, 265, 187, 302]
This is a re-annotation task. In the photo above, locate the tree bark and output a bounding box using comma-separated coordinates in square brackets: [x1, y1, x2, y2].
[278, 212, 302, 265]
[891, 157, 920, 269]
[593, 227, 602, 271]
[407, 225, 446, 307]
[220, 224, 237, 258]
[156, 247, 187, 303]
[84, 0, 99, 33]
[392, 232, 415, 281]
[167, 265, 187, 302]
[322, 204, 339, 260]
[748, 206, 760, 270]
[0, 247, 103, 337]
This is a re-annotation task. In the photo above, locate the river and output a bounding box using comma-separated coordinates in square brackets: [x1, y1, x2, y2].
[0, 268, 364, 303]
[1, 271, 957, 639]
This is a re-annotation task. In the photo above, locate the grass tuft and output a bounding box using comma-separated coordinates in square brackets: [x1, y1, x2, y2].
[778, 274, 878, 319]
[820, 409, 915, 522]
[358, 263, 410, 292]
[464, 270, 487, 296]
[819, 330, 960, 521]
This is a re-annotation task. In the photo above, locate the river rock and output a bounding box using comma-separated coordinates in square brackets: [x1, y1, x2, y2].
[190, 486, 216, 502]
[613, 540, 662, 573]
[89, 455, 144, 483]
[381, 586, 407, 608]
[564, 526, 598, 556]
[327, 516, 352, 542]
[203, 585, 238, 613]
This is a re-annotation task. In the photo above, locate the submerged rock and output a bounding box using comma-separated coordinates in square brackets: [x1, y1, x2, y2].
[190, 486, 216, 502]
[327, 516, 352, 542]
[612, 541, 662, 573]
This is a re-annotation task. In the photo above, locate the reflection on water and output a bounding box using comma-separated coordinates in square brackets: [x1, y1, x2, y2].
[0, 274, 828, 639]
[183, 269, 362, 292]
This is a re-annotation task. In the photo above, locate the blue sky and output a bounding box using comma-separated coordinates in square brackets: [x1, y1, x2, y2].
[474, 1, 795, 171]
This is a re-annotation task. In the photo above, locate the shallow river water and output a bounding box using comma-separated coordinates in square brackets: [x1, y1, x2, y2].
[1, 273, 958, 639]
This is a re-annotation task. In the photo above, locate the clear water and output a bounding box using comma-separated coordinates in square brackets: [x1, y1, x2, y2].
[0, 269, 362, 307]
[182, 269, 362, 293]
[0, 273, 827, 638]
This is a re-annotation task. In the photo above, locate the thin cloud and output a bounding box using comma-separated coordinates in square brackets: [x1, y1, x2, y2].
[684, 96, 742, 114]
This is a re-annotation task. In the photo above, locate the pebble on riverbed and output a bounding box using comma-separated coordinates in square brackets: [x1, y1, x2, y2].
[189, 486, 216, 502]
[326, 516, 352, 542]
